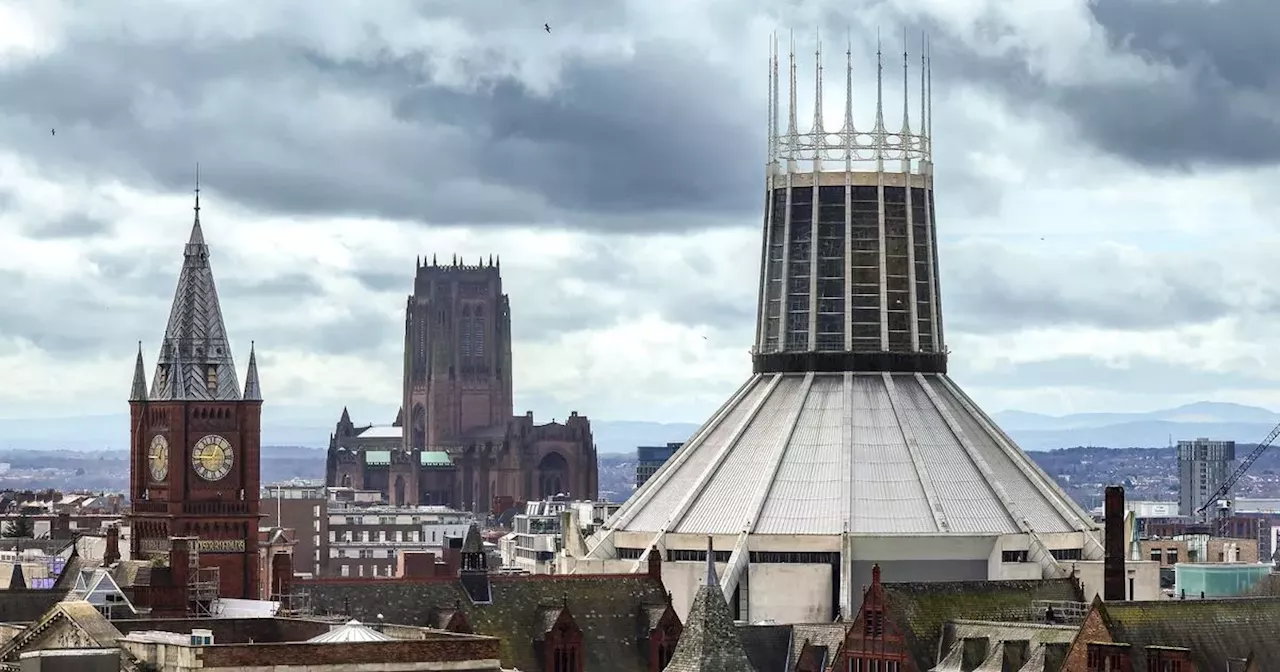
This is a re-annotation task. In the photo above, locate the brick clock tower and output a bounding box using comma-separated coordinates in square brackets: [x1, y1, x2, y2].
[127, 188, 263, 602]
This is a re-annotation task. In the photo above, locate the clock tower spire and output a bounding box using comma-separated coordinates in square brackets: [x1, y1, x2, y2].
[127, 180, 263, 608]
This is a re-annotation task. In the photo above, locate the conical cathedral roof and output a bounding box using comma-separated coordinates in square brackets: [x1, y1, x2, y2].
[599, 42, 1097, 545]
[608, 372, 1095, 537]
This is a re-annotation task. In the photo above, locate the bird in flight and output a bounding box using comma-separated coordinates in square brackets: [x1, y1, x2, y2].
[50, 129, 55, 136]
[545, 23, 551, 33]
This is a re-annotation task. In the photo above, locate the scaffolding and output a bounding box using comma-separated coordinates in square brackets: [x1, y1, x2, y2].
[187, 544, 220, 618]
[273, 586, 314, 617]
[1031, 600, 1089, 624]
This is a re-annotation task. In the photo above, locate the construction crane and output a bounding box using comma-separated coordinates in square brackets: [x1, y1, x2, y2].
[1193, 422, 1280, 537]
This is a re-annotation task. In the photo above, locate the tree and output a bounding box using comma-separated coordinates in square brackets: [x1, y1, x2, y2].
[2, 514, 34, 538]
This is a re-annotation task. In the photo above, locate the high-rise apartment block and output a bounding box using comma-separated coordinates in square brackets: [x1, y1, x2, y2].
[1178, 438, 1236, 519]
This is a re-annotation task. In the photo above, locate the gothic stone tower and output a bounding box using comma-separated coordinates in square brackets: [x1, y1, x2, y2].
[403, 255, 513, 450]
[127, 189, 263, 601]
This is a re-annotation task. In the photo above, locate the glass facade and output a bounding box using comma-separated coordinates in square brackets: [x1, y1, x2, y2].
[757, 180, 940, 356]
[1174, 562, 1270, 598]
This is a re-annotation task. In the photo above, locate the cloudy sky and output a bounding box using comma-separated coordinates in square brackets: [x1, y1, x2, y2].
[0, 0, 1277, 430]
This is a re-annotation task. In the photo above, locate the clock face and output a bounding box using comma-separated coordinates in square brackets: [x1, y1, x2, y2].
[191, 434, 234, 482]
[148, 435, 169, 481]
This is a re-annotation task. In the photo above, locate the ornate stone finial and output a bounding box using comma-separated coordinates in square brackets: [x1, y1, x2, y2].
[705, 536, 718, 587]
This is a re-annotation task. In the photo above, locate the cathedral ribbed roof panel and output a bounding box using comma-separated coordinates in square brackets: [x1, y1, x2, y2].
[607, 373, 1096, 538]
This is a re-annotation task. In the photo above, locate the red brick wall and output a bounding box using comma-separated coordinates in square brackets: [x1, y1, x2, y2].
[200, 637, 500, 668]
[1062, 607, 1113, 672]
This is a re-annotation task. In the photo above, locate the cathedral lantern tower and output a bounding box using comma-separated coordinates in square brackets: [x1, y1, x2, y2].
[127, 182, 263, 601]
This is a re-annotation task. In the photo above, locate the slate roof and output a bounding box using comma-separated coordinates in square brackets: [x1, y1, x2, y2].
[1096, 597, 1280, 672]
[305, 572, 672, 672]
[0, 546, 83, 623]
[736, 625, 792, 672]
[881, 578, 1083, 671]
[0, 600, 123, 665]
[149, 205, 243, 401]
[934, 620, 1076, 672]
[663, 540, 757, 672]
[786, 623, 846, 672]
[0, 590, 68, 624]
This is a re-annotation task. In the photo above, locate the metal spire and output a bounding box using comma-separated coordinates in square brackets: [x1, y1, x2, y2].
[902, 28, 911, 138]
[812, 29, 824, 172]
[767, 32, 776, 168]
[927, 34, 933, 161]
[194, 163, 200, 220]
[772, 32, 780, 170]
[874, 30, 886, 162]
[150, 175, 242, 401]
[844, 29, 855, 171]
[921, 32, 928, 164]
[787, 31, 798, 173]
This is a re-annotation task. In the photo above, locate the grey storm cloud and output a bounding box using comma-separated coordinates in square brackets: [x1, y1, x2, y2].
[940, 241, 1256, 333]
[0, 26, 761, 233]
[36, 246, 400, 358]
[22, 214, 114, 240]
[912, 0, 1280, 169]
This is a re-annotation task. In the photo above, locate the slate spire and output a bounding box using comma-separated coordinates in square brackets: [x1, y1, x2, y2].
[150, 174, 242, 401]
[243, 341, 262, 401]
[661, 537, 756, 671]
[130, 342, 148, 402]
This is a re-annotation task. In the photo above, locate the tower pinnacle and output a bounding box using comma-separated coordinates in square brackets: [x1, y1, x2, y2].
[130, 342, 148, 402]
[243, 341, 262, 401]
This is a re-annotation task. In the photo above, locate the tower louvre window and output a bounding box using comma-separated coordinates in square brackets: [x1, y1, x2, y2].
[475, 306, 485, 358]
[206, 365, 218, 392]
[460, 309, 472, 358]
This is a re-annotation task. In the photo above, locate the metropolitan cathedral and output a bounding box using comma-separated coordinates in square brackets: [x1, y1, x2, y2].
[324, 256, 598, 512]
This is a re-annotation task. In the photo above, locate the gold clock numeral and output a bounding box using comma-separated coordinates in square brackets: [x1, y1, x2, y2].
[190, 434, 234, 481]
[148, 435, 169, 481]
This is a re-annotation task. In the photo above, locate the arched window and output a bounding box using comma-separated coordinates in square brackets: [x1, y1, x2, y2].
[474, 306, 485, 358]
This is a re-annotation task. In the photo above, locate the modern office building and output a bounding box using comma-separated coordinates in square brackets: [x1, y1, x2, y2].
[1177, 438, 1236, 519]
[635, 442, 682, 489]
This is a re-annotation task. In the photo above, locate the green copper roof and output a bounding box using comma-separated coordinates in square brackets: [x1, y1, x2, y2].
[420, 451, 452, 467]
[363, 450, 390, 466]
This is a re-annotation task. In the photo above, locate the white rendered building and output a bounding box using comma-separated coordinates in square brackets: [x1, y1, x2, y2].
[560, 37, 1103, 624]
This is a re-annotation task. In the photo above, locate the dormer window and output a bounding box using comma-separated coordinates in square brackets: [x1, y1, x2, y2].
[206, 365, 218, 393]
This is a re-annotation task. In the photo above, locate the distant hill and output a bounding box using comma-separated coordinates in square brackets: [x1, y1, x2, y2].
[5, 400, 1274, 455]
[0, 412, 700, 456]
[993, 401, 1280, 451]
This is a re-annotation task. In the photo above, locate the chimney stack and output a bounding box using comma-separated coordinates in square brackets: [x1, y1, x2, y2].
[1104, 485, 1126, 601]
[647, 545, 663, 582]
[103, 525, 120, 565]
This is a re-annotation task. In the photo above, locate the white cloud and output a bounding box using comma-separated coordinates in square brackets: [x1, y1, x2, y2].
[1, 0, 1280, 440]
